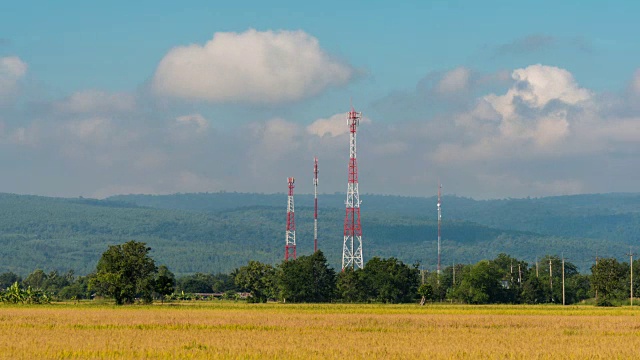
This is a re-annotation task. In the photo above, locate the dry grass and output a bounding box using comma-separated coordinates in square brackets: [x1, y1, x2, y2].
[1, 302, 640, 359]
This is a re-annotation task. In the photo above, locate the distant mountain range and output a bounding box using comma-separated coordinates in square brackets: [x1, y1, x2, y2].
[1, 192, 638, 276]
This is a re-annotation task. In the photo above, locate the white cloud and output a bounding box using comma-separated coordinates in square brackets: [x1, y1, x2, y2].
[485, 64, 591, 120]
[54, 90, 135, 114]
[0, 56, 27, 97]
[175, 113, 209, 133]
[65, 118, 113, 144]
[307, 112, 372, 137]
[435, 67, 471, 94]
[151, 29, 354, 103]
[250, 118, 301, 159]
[169, 113, 210, 143]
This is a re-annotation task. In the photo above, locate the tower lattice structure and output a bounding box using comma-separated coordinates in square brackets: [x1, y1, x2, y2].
[313, 157, 319, 253]
[342, 107, 363, 270]
[285, 177, 296, 260]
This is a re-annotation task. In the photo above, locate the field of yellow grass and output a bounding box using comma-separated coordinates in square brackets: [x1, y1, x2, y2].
[1, 302, 640, 359]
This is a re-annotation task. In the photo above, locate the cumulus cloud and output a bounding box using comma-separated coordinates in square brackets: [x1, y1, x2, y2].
[435, 67, 472, 94]
[306, 113, 372, 137]
[5, 60, 640, 200]
[175, 113, 209, 133]
[250, 118, 301, 160]
[170, 113, 210, 143]
[0, 56, 27, 98]
[64, 118, 114, 144]
[485, 64, 591, 120]
[152, 29, 354, 103]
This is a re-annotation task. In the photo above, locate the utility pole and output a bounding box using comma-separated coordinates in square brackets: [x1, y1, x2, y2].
[627, 248, 636, 307]
[536, 257, 539, 278]
[518, 263, 522, 284]
[510, 259, 514, 282]
[549, 259, 553, 302]
[452, 262, 456, 285]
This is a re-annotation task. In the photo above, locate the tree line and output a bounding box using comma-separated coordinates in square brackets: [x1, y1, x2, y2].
[1, 241, 638, 306]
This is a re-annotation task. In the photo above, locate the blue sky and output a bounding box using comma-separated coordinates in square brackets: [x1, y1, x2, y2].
[1, 1, 639, 198]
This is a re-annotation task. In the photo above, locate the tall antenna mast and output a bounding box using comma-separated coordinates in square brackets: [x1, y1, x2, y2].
[342, 105, 364, 270]
[437, 182, 442, 275]
[285, 177, 296, 261]
[313, 157, 319, 253]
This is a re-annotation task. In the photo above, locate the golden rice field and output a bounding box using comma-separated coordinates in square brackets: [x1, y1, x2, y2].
[1, 302, 640, 359]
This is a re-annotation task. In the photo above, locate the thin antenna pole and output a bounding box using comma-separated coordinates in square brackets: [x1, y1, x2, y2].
[313, 157, 319, 253]
[437, 182, 442, 277]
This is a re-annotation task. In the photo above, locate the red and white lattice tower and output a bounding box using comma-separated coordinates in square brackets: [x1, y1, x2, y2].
[342, 107, 364, 270]
[437, 182, 442, 275]
[313, 157, 319, 253]
[285, 177, 296, 261]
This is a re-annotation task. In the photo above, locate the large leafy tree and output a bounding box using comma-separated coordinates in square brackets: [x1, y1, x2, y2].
[235, 261, 276, 303]
[591, 258, 626, 304]
[154, 265, 175, 302]
[0, 272, 21, 290]
[361, 257, 420, 303]
[278, 251, 336, 303]
[336, 268, 366, 302]
[452, 260, 503, 304]
[90, 241, 157, 305]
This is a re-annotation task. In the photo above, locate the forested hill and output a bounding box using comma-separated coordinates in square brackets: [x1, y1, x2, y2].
[110, 192, 640, 246]
[0, 192, 635, 276]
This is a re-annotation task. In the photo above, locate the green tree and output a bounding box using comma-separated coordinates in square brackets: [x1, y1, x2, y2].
[155, 265, 175, 302]
[521, 276, 545, 304]
[361, 257, 420, 303]
[278, 251, 336, 303]
[23, 269, 47, 290]
[89, 240, 158, 305]
[59, 275, 91, 300]
[0, 272, 21, 290]
[336, 268, 366, 302]
[591, 258, 626, 305]
[451, 260, 502, 304]
[235, 261, 276, 303]
[418, 283, 434, 305]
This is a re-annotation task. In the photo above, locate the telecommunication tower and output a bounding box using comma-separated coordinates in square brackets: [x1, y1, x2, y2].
[437, 183, 442, 275]
[313, 157, 319, 253]
[342, 106, 364, 270]
[285, 177, 296, 261]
